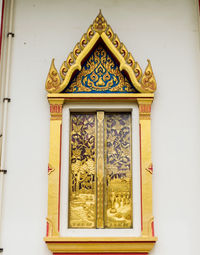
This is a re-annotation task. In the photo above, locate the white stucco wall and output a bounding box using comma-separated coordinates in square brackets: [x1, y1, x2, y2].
[0, 0, 200, 255]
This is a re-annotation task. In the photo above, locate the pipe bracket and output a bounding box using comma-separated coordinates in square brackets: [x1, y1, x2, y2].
[0, 169, 7, 174]
[7, 32, 14, 37]
[3, 98, 11, 103]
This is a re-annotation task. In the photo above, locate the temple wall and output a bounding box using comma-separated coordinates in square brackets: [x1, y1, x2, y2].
[0, 0, 200, 255]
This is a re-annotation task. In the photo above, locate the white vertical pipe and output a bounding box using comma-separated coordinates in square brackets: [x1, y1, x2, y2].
[0, 0, 14, 246]
[0, 0, 14, 169]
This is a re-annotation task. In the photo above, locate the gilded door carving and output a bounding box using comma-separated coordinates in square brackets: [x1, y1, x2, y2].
[69, 112, 132, 229]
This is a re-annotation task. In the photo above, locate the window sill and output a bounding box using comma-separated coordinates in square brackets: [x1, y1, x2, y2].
[44, 236, 157, 254]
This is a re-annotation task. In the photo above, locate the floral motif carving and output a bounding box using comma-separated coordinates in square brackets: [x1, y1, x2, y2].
[93, 10, 107, 33]
[45, 59, 61, 93]
[45, 11, 157, 94]
[65, 45, 136, 93]
[105, 113, 132, 228]
[69, 113, 96, 228]
[141, 60, 157, 92]
[69, 112, 133, 229]
[97, 111, 104, 228]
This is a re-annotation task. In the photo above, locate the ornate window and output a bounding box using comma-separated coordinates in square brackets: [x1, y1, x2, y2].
[69, 111, 132, 229]
[45, 11, 157, 255]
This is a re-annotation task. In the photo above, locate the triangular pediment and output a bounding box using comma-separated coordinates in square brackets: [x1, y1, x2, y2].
[45, 11, 157, 94]
[64, 43, 137, 93]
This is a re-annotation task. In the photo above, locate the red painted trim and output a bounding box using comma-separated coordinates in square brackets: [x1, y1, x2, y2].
[151, 221, 155, 237]
[46, 222, 49, 237]
[139, 123, 143, 231]
[48, 240, 155, 244]
[50, 104, 62, 113]
[58, 124, 62, 232]
[51, 97, 152, 100]
[199, 0, 200, 12]
[0, 0, 5, 61]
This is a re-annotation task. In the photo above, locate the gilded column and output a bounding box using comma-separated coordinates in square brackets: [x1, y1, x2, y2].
[46, 98, 64, 237]
[96, 111, 104, 228]
[137, 98, 154, 237]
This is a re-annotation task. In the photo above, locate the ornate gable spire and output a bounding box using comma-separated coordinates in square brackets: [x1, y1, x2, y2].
[92, 10, 107, 33]
[45, 11, 157, 93]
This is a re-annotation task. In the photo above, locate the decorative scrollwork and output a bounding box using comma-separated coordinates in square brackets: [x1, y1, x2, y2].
[105, 113, 132, 228]
[65, 45, 136, 93]
[45, 11, 157, 93]
[45, 59, 61, 93]
[69, 113, 96, 228]
[92, 9, 107, 33]
[59, 25, 95, 81]
[134, 62, 142, 81]
[141, 60, 157, 92]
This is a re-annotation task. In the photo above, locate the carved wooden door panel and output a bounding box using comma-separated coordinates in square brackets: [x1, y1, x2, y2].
[69, 112, 132, 229]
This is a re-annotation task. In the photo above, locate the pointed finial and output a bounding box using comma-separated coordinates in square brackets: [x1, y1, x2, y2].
[92, 10, 107, 33]
[141, 59, 157, 92]
[45, 59, 61, 92]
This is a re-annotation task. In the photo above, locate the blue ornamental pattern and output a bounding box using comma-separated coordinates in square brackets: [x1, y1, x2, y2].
[64, 45, 136, 93]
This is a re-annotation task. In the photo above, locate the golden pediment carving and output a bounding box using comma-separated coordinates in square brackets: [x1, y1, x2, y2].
[45, 11, 157, 94]
[64, 45, 137, 93]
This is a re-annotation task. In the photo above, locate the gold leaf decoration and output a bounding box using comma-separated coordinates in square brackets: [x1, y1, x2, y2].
[65, 45, 136, 93]
[45, 59, 61, 93]
[105, 25, 114, 40]
[145, 163, 153, 174]
[69, 113, 96, 228]
[92, 10, 107, 33]
[104, 113, 132, 228]
[45, 11, 157, 94]
[59, 29, 95, 80]
[60, 61, 68, 80]
[141, 60, 157, 92]
[134, 62, 142, 81]
[126, 53, 135, 68]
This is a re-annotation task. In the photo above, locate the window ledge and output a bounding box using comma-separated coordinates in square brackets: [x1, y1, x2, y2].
[44, 236, 157, 254]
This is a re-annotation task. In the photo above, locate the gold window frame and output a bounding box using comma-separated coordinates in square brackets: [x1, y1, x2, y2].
[44, 11, 157, 255]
